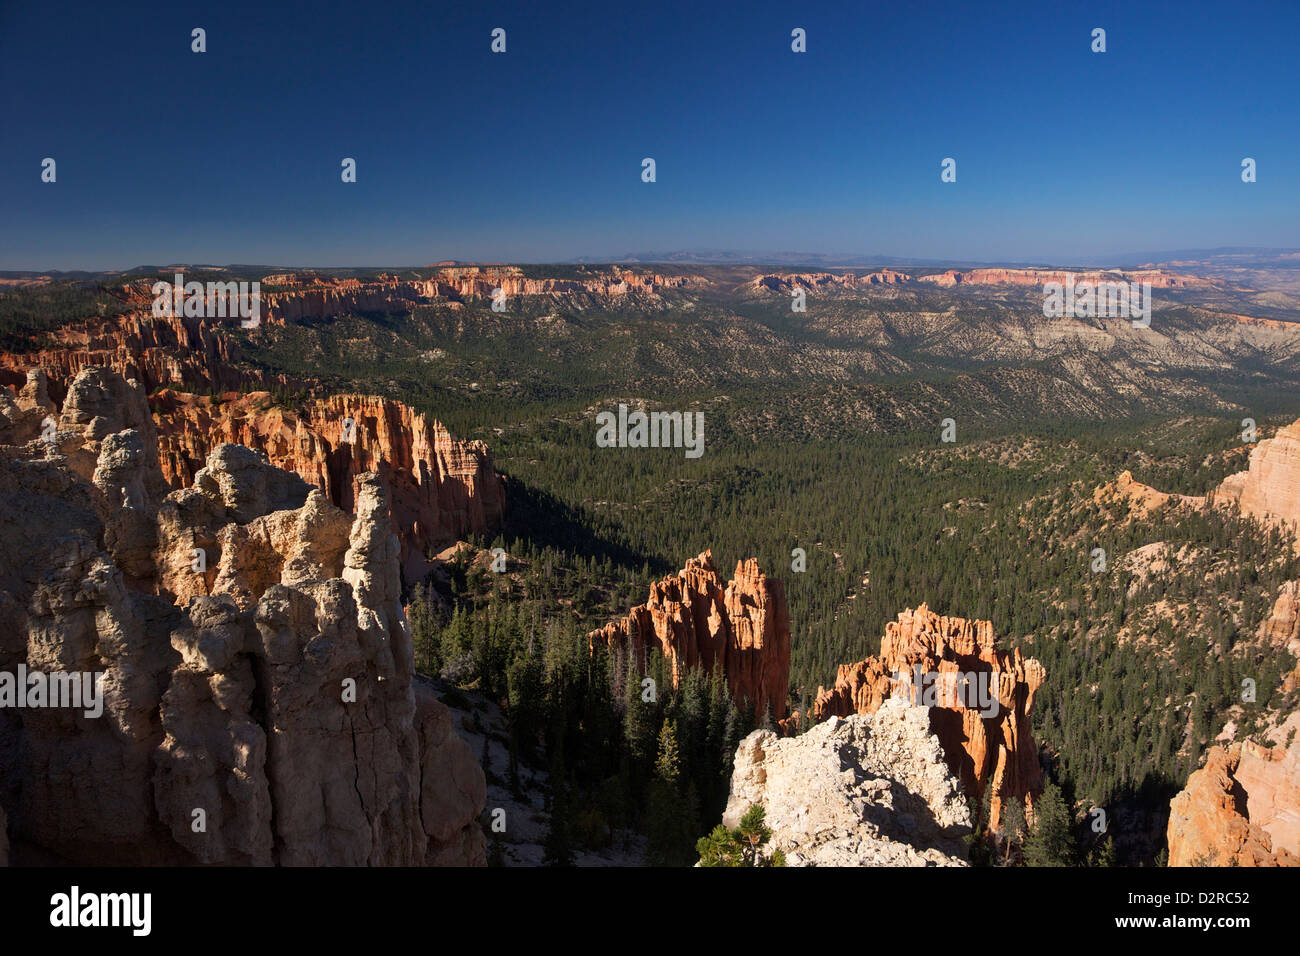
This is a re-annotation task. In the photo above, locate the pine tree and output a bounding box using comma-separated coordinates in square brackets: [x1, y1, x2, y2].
[1023, 782, 1077, 867]
[695, 803, 785, 867]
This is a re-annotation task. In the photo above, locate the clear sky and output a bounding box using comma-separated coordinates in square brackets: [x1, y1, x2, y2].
[2, 0, 1297, 270]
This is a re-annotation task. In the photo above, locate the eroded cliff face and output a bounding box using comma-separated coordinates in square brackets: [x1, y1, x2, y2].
[588, 550, 791, 720]
[723, 700, 972, 866]
[0, 311, 275, 401]
[0, 367, 485, 866]
[1210, 419, 1300, 531]
[811, 604, 1045, 830]
[151, 389, 505, 584]
[1167, 739, 1300, 866]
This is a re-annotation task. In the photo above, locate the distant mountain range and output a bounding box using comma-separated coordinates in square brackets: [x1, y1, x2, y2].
[3, 248, 1298, 280]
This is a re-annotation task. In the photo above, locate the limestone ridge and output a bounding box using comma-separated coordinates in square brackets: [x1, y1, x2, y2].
[0, 366, 485, 865]
[588, 550, 791, 720]
[723, 700, 973, 866]
[811, 604, 1045, 830]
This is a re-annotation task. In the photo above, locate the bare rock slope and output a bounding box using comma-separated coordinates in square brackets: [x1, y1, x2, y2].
[723, 699, 973, 866]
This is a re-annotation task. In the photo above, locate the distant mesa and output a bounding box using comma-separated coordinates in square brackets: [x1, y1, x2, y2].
[915, 267, 1221, 289]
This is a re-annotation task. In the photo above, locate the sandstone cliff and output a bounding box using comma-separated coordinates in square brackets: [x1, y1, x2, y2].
[150, 389, 506, 583]
[0, 367, 485, 865]
[723, 699, 972, 865]
[588, 551, 791, 720]
[0, 311, 273, 400]
[1210, 419, 1300, 531]
[811, 604, 1044, 830]
[1166, 738, 1300, 866]
[1260, 581, 1300, 693]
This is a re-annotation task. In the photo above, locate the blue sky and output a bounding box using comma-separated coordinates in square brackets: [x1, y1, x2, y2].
[1, 0, 1297, 269]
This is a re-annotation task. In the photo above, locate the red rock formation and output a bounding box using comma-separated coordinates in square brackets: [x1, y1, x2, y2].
[150, 390, 505, 584]
[0, 311, 292, 400]
[1167, 740, 1300, 866]
[0, 293, 507, 586]
[811, 604, 1045, 830]
[1095, 469, 1207, 517]
[588, 551, 791, 720]
[0, 386, 487, 866]
[917, 267, 1219, 289]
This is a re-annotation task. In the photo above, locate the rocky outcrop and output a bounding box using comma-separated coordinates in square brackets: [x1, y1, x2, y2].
[588, 551, 791, 720]
[0, 368, 485, 865]
[722, 699, 972, 865]
[1211, 419, 1300, 531]
[1095, 469, 1207, 517]
[150, 390, 505, 584]
[1166, 739, 1300, 866]
[811, 604, 1044, 830]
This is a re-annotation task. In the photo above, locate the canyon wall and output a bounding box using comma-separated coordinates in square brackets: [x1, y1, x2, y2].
[811, 604, 1045, 830]
[150, 390, 505, 583]
[0, 367, 486, 865]
[1166, 738, 1300, 866]
[0, 312, 267, 400]
[588, 551, 791, 720]
[2, 306, 507, 586]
